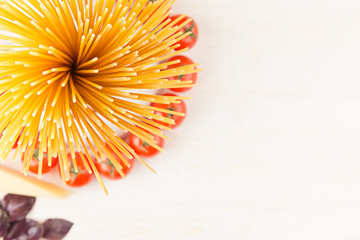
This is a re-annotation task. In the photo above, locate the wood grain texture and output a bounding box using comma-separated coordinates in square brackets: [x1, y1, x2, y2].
[2, 0, 360, 239]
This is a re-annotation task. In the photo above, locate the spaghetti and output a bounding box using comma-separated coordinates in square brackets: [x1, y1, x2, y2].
[0, 0, 200, 194]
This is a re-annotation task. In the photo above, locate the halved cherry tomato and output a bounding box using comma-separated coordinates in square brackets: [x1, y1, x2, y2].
[95, 143, 135, 179]
[168, 14, 198, 51]
[21, 144, 58, 174]
[151, 93, 187, 129]
[164, 55, 197, 92]
[129, 132, 164, 158]
[62, 152, 93, 187]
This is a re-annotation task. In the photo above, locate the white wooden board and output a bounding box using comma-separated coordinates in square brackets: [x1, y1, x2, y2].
[3, 0, 360, 239]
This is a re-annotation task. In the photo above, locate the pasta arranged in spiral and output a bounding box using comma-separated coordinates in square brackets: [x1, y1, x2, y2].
[0, 0, 199, 194]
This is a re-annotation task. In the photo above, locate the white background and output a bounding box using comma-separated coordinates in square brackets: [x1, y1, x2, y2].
[4, 0, 360, 239]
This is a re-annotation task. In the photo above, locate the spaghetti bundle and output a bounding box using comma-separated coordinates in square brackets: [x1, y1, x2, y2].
[0, 0, 199, 193]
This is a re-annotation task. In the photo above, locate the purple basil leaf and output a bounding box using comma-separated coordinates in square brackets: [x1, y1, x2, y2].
[5, 219, 44, 240]
[1, 194, 36, 222]
[42, 218, 73, 240]
[4, 220, 26, 240]
[0, 207, 9, 237]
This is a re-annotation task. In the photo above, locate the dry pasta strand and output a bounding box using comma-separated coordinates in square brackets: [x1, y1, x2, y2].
[0, 0, 201, 194]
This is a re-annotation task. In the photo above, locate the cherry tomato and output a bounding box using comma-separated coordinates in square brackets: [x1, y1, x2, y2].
[63, 152, 93, 187]
[147, 0, 166, 5]
[95, 143, 135, 179]
[140, 0, 169, 19]
[129, 132, 164, 158]
[151, 93, 187, 129]
[12, 133, 22, 149]
[164, 55, 197, 92]
[21, 144, 58, 174]
[168, 14, 198, 51]
[0, 124, 19, 149]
